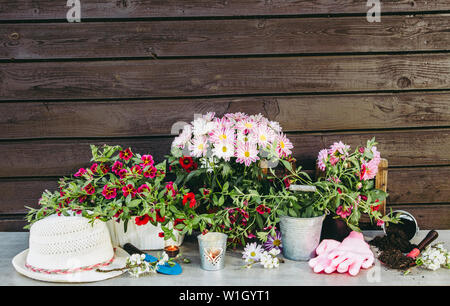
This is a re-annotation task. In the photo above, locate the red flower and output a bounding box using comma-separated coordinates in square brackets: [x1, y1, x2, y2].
[118, 168, 128, 179]
[141, 155, 154, 167]
[131, 164, 142, 174]
[137, 184, 150, 194]
[102, 185, 117, 200]
[158, 232, 165, 238]
[183, 192, 196, 208]
[361, 195, 368, 201]
[90, 163, 98, 173]
[122, 184, 137, 198]
[114, 209, 123, 218]
[283, 176, 291, 189]
[256, 204, 270, 215]
[337, 188, 342, 194]
[173, 218, 185, 231]
[100, 163, 109, 174]
[143, 166, 157, 179]
[119, 148, 133, 161]
[135, 214, 150, 226]
[149, 209, 165, 223]
[74, 168, 87, 177]
[179, 156, 194, 170]
[79, 195, 87, 203]
[112, 161, 123, 174]
[83, 183, 95, 195]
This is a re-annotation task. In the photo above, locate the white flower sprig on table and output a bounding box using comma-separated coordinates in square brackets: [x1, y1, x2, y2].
[416, 242, 450, 271]
[242, 242, 281, 269]
[98, 252, 173, 277]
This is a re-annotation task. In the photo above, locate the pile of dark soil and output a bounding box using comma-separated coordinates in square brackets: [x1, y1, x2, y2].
[369, 224, 417, 253]
[378, 249, 415, 270]
[369, 223, 418, 270]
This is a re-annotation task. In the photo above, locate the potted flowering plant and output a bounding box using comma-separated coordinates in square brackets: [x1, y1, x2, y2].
[315, 137, 398, 239]
[25, 144, 213, 250]
[167, 112, 295, 247]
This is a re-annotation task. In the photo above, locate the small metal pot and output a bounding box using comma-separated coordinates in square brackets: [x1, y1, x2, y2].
[280, 214, 325, 261]
[197, 232, 228, 271]
[382, 210, 419, 241]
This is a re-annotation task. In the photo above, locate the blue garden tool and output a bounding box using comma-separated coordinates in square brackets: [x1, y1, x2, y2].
[123, 243, 182, 275]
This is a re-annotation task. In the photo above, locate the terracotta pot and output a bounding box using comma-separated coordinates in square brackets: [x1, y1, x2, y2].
[320, 214, 352, 242]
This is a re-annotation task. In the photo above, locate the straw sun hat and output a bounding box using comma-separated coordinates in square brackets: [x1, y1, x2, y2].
[12, 214, 128, 283]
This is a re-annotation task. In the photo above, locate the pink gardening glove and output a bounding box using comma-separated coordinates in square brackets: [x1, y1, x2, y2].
[308, 239, 341, 274]
[326, 231, 374, 276]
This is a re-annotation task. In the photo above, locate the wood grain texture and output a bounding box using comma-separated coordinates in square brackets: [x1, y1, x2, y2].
[2, 54, 450, 101]
[386, 204, 450, 229]
[0, 178, 57, 214]
[0, 219, 27, 231]
[2, 15, 450, 60]
[1, 0, 449, 20]
[1, 128, 450, 177]
[388, 167, 450, 204]
[2, 92, 450, 139]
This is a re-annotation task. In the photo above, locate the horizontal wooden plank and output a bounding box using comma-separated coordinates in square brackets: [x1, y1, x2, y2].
[1, 128, 449, 177]
[0, 219, 27, 231]
[1, 0, 449, 20]
[2, 54, 450, 100]
[2, 15, 450, 60]
[387, 205, 450, 229]
[388, 167, 450, 204]
[2, 92, 450, 139]
[0, 178, 57, 214]
[2, 167, 450, 215]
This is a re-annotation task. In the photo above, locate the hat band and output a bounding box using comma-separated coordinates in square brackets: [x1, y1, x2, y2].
[25, 252, 116, 275]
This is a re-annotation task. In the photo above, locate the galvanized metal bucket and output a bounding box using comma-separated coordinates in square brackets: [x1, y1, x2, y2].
[280, 214, 325, 261]
[197, 232, 228, 271]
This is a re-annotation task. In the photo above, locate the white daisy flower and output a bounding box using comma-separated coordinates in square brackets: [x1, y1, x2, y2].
[192, 117, 215, 136]
[212, 141, 235, 161]
[235, 141, 259, 166]
[189, 135, 209, 157]
[242, 242, 263, 263]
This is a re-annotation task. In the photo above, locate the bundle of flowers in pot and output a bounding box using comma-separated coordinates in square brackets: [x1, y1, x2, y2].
[26, 144, 213, 250]
[167, 112, 295, 247]
[315, 137, 398, 239]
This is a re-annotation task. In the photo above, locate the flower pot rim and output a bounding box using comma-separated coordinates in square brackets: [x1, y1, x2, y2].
[197, 232, 228, 241]
[279, 213, 326, 221]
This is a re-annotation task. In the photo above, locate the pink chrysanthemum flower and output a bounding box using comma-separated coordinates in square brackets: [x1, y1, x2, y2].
[254, 124, 275, 148]
[209, 126, 235, 144]
[317, 149, 329, 171]
[276, 133, 293, 158]
[235, 141, 259, 166]
[328, 141, 350, 165]
[360, 159, 379, 180]
[236, 118, 257, 134]
[172, 124, 192, 149]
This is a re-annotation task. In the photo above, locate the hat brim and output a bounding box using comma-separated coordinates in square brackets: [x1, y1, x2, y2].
[12, 247, 129, 283]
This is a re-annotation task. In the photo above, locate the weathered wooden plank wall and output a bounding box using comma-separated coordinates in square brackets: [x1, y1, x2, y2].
[0, 0, 449, 230]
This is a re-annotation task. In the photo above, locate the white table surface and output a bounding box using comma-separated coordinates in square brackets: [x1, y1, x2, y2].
[2, 230, 449, 286]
